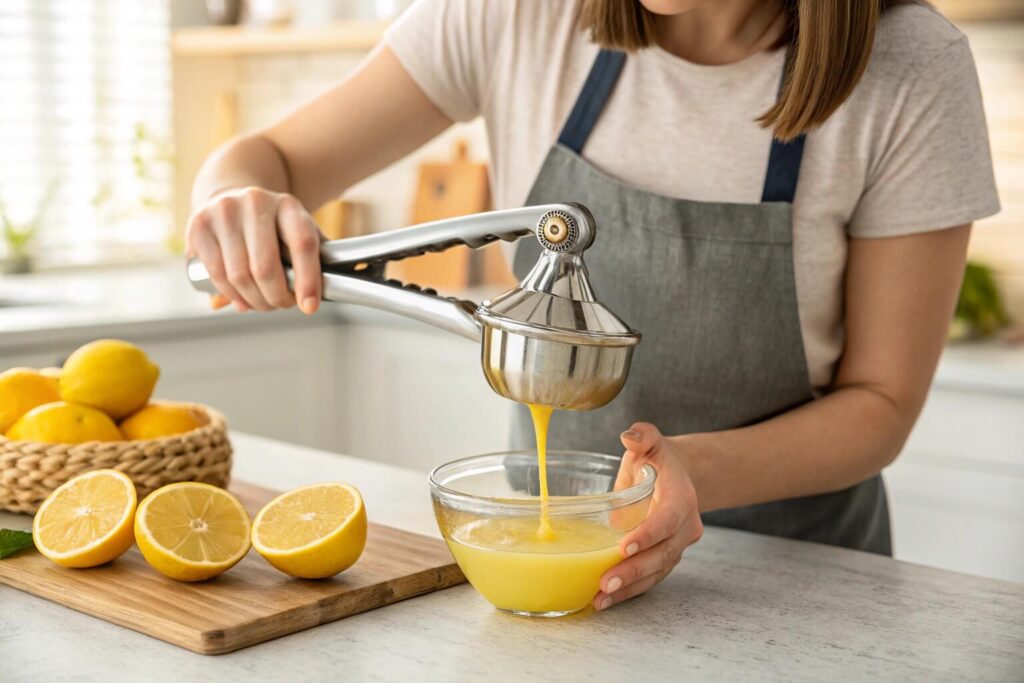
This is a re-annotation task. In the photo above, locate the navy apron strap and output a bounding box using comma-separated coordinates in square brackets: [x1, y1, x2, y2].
[761, 49, 806, 204]
[557, 49, 627, 154]
[558, 46, 801, 201]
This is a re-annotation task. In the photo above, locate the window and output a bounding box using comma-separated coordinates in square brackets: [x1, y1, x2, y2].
[0, 0, 171, 266]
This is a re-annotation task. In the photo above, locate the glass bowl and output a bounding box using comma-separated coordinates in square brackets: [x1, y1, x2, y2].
[429, 450, 655, 617]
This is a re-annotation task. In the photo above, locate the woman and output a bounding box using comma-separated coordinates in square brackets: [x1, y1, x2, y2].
[187, 0, 1000, 611]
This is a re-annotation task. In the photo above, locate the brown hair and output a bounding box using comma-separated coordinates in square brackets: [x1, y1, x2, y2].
[579, 0, 901, 140]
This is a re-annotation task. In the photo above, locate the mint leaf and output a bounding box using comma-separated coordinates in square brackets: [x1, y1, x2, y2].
[0, 529, 34, 558]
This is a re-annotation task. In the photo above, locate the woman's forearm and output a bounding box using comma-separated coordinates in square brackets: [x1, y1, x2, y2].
[184, 46, 453, 313]
[681, 226, 970, 513]
[190, 135, 292, 210]
[679, 384, 912, 513]
[593, 230, 966, 610]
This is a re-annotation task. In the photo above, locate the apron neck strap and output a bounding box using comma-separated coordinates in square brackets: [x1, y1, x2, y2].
[557, 46, 806, 204]
[557, 49, 626, 154]
[761, 48, 805, 204]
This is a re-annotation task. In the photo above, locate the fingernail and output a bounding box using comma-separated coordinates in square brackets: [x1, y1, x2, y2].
[622, 430, 641, 442]
[626, 543, 639, 557]
[606, 576, 622, 593]
[599, 596, 613, 611]
[233, 300, 248, 312]
[301, 297, 318, 314]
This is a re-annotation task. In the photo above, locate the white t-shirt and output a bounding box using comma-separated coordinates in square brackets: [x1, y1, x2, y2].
[385, 0, 1000, 390]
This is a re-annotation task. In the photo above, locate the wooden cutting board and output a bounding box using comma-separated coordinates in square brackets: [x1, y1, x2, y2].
[0, 481, 465, 655]
[390, 139, 505, 289]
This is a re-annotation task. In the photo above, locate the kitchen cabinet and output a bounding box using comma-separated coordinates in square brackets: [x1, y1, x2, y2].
[334, 318, 512, 473]
[885, 383, 1024, 583]
[144, 324, 340, 449]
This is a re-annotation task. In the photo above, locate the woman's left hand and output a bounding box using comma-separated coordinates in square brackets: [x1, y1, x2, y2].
[595, 423, 703, 611]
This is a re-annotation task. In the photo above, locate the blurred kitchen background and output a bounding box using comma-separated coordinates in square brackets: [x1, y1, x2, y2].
[1, 0, 1022, 582]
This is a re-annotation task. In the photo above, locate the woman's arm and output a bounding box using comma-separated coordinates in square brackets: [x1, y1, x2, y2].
[187, 46, 452, 313]
[595, 224, 971, 610]
[685, 224, 971, 511]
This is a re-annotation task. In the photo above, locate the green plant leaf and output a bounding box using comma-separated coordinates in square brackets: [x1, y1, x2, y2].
[0, 529, 34, 559]
[0, 177, 59, 256]
[954, 262, 1010, 338]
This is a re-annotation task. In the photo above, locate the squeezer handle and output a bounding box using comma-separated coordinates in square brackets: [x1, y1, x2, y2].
[186, 257, 482, 341]
[186, 203, 597, 342]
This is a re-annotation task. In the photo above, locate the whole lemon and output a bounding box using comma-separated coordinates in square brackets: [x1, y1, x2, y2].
[39, 366, 62, 393]
[120, 400, 207, 440]
[7, 401, 122, 444]
[0, 368, 62, 433]
[60, 340, 160, 419]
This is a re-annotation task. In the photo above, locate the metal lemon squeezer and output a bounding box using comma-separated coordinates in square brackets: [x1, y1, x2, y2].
[187, 203, 640, 411]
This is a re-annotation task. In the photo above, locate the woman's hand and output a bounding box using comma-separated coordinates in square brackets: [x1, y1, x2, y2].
[595, 423, 703, 611]
[186, 187, 323, 314]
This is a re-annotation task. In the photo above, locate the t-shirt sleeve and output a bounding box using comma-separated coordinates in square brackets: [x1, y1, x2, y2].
[848, 36, 1001, 237]
[384, 0, 513, 122]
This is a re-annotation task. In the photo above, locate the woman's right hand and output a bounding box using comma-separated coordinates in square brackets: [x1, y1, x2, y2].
[186, 187, 323, 314]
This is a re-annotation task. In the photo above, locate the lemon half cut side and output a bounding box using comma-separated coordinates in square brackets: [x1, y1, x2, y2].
[32, 469, 137, 568]
[135, 482, 251, 582]
[252, 482, 367, 579]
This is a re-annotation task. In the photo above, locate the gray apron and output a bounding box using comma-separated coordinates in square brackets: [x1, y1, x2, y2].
[511, 50, 891, 555]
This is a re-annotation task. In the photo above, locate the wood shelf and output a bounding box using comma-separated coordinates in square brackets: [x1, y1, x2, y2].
[932, 0, 1024, 21]
[172, 21, 388, 57]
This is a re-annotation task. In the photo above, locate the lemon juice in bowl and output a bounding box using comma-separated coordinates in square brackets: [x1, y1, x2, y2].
[445, 515, 626, 615]
[430, 447, 654, 617]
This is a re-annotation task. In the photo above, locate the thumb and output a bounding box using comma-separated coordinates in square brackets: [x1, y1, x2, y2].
[620, 422, 663, 458]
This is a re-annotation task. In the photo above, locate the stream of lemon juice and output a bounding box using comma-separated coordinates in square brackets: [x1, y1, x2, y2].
[444, 403, 624, 614]
[528, 403, 556, 540]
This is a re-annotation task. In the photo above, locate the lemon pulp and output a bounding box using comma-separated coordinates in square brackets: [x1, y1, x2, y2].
[135, 482, 251, 581]
[255, 484, 356, 549]
[251, 482, 367, 579]
[32, 469, 137, 568]
[143, 486, 249, 563]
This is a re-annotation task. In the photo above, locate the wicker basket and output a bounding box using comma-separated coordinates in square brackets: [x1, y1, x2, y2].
[0, 404, 232, 514]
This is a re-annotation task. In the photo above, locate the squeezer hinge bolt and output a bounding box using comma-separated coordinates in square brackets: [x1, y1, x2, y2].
[537, 210, 578, 252]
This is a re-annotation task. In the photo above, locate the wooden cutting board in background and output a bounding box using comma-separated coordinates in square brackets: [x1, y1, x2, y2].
[0, 481, 465, 655]
[314, 198, 366, 240]
[391, 139, 515, 289]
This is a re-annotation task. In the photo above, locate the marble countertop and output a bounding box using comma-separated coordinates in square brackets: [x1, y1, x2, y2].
[1, 432, 1022, 682]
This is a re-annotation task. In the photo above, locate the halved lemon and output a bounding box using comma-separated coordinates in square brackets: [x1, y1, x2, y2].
[32, 469, 137, 568]
[135, 482, 251, 582]
[252, 482, 367, 579]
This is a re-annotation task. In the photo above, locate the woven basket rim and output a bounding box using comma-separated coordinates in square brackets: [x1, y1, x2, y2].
[0, 402, 228, 448]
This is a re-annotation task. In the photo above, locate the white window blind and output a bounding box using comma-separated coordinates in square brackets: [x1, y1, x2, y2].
[0, 0, 171, 265]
